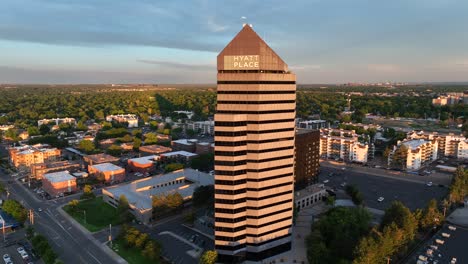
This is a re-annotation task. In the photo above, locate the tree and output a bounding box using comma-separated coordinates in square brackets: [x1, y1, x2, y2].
[166, 193, 184, 209]
[142, 240, 160, 260]
[199, 250, 218, 264]
[4, 128, 19, 141]
[165, 163, 184, 172]
[190, 153, 214, 171]
[27, 126, 40, 136]
[326, 196, 336, 206]
[345, 184, 364, 206]
[118, 134, 133, 143]
[306, 207, 372, 263]
[124, 227, 140, 248]
[390, 145, 408, 170]
[2, 199, 27, 223]
[420, 199, 444, 230]
[76, 121, 88, 131]
[117, 195, 132, 223]
[133, 138, 142, 150]
[134, 233, 149, 249]
[149, 121, 159, 130]
[106, 144, 122, 156]
[144, 132, 158, 144]
[78, 140, 95, 154]
[67, 199, 79, 212]
[383, 147, 391, 160]
[39, 124, 50, 135]
[26, 225, 35, 239]
[380, 201, 417, 243]
[448, 167, 467, 204]
[81, 185, 95, 199]
[186, 128, 196, 137]
[192, 185, 214, 208]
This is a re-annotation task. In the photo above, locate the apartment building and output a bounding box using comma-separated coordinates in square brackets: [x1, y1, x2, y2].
[8, 144, 61, 170]
[407, 130, 467, 159]
[187, 120, 215, 135]
[106, 114, 139, 128]
[37, 117, 76, 127]
[42, 171, 77, 197]
[388, 139, 438, 170]
[319, 129, 371, 163]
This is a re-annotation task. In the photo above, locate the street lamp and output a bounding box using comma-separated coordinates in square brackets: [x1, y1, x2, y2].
[83, 210, 87, 225]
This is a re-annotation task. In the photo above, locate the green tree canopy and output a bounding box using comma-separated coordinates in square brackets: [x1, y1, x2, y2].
[2, 199, 27, 223]
[199, 250, 218, 264]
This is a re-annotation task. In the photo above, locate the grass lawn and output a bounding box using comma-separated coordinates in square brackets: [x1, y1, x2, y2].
[63, 197, 122, 232]
[111, 237, 160, 264]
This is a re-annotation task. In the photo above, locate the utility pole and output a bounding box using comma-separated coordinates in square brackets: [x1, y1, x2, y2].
[83, 210, 87, 225]
[109, 224, 112, 247]
[29, 209, 34, 225]
[2, 220, 5, 243]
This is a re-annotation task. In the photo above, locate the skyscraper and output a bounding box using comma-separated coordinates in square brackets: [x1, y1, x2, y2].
[214, 25, 296, 263]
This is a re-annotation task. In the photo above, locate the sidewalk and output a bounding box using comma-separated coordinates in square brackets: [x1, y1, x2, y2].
[56, 205, 127, 264]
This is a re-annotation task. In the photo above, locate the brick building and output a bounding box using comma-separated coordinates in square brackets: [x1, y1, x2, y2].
[294, 129, 320, 190]
[31, 161, 81, 180]
[8, 144, 61, 171]
[88, 163, 125, 183]
[42, 171, 77, 197]
[127, 156, 158, 173]
[139, 145, 172, 156]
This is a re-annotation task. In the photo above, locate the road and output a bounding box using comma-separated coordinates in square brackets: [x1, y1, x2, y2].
[0, 169, 117, 264]
[319, 165, 448, 211]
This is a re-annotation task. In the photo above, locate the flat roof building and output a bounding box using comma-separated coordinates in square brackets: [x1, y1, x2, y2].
[102, 168, 212, 224]
[127, 155, 158, 173]
[8, 144, 61, 171]
[88, 163, 125, 183]
[83, 153, 119, 167]
[31, 160, 81, 180]
[42, 171, 77, 197]
[139, 145, 172, 156]
[160, 151, 198, 162]
[215, 25, 296, 263]
[106, 114, 139, 128]
[295, 129, 320, 190]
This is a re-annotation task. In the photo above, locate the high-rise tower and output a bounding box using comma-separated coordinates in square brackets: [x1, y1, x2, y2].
[214, 25, 296, 263]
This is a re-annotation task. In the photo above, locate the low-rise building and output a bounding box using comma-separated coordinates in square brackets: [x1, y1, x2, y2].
[160, 151, 198, 163]
[88, 163, 125, 183]
[106, 114, 138, 128]
[127, 156, 158, 173]
[0, 125, 15, 131]
[407, 130, 467, 159]
[99, 138, 117, 149]
[195, 142, 213, 155]
[8, 144, 61, 171]
[139, 145, 172, 156]
[37, 117, 76, 127]
[294, 184, 327, 210]
[31, 161, 81, 180]
[102, 168, 212, 224]
[83, 153, 119, 168]
[388, 139, 438, 170]
[297, 120, 329, 130]
[171, 139, 198, 153]
[187, 121, 214, 135]
[42, 171, 77, 197]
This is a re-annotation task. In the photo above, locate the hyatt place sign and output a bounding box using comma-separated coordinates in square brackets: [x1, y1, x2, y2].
[224, 55, 259, 70]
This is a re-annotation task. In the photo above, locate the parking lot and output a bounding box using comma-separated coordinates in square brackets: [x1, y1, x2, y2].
[319, 166, 448, 211]
[0, 230, 38, 264]
[408, 224, 467, 264]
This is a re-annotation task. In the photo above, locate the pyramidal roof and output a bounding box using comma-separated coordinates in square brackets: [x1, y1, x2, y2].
[217, 25, 288, 72]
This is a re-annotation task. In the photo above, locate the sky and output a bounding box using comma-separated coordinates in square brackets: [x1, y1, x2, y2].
[1, 0, 468, 84]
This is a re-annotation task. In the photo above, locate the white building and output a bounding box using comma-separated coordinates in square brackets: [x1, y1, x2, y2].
[38, 118, 76, 127]
[106, 114, 138, 128]
[297, 120, 329, 130]
[407, 130, 467, 159]
[294, 184, 327, 210]
[319, 129, 372, 163]
[102, 168, 212, 224]
[187, 120, 214, 135]
[173, 111, 194, 119]
[388, 139, 438, 170]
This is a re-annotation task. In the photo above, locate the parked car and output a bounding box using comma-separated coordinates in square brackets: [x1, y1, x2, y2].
[377, 197, 385, 202]
[426, 182, 433, 187]
[2, 254, 12, 264]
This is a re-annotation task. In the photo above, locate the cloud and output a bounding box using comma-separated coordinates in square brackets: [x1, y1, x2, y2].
[137, 59, 215, 71]
[206, 17, 228, 32]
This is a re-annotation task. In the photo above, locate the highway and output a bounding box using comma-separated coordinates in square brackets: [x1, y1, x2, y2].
[0, 168, 117, 264]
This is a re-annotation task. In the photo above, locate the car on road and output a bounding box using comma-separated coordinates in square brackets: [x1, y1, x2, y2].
[323, 180, 329, 184]
[426, 182, 433, 187]
[2, 254, 12, 264]
[377, 197, 385, 202]
[37, 208, 43, 212]
[340, 182, 346, 187]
